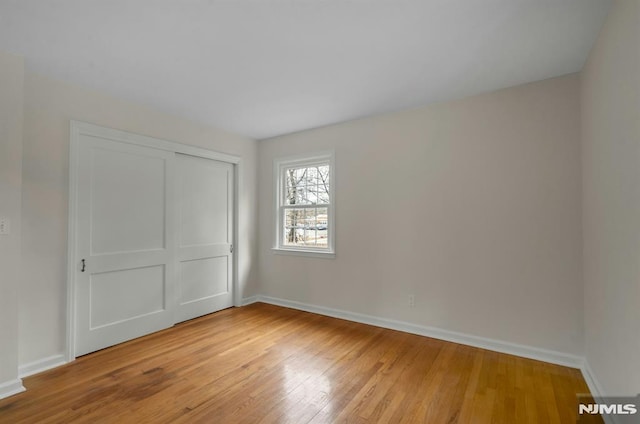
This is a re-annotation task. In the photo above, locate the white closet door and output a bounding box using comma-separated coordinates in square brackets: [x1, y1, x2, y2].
[175, 153, 234, 323]
[75, 136, 175, 356]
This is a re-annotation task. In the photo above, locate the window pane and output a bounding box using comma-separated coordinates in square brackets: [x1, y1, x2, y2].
[317, 165, 330, 186]
[316, 207, 328, 247]
[283, 208, 304, 246]
[317, 184, 329, 204]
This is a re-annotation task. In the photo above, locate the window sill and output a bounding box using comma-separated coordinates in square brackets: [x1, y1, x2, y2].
[271, 248, 336, 259]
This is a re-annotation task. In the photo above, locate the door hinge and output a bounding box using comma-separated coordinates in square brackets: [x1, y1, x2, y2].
[230, 244, 233, 253]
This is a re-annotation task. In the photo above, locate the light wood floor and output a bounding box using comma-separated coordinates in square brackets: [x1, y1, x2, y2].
[0, 303, 598, 423]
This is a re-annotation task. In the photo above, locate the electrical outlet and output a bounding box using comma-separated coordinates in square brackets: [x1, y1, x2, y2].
[0, 217, 9, 235]
[408, 295, 415, 308]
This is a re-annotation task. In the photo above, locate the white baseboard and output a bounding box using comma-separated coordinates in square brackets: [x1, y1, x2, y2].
[18, 354, 67, 379]
[240, 295, 260, 306]
[245, 295, 584, 369]
[580, 361, 619, 424]
[0, 378, 25, 400]
[581, 360, 606, 399]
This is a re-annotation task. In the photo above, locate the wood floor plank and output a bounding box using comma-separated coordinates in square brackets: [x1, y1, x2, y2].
[0, 303, 596, 423]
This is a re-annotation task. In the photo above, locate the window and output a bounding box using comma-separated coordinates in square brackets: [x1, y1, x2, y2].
[273, 151, 335, 258]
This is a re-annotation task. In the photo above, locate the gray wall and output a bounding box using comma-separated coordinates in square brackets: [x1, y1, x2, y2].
[581, 0, 640, 395]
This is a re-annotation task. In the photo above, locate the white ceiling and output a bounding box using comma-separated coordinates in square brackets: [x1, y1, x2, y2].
[0, 0, 611, 140]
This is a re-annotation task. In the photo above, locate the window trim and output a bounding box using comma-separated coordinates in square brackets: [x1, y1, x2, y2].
[272, 151, 335, 258]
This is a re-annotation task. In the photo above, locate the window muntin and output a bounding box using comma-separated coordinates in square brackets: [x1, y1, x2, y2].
[274, 153, 334, 256]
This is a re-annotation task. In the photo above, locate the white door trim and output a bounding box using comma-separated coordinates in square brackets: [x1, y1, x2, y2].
[66, 121, 241, 361]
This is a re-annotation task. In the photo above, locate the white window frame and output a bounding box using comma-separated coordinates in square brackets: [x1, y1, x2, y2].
[272, 151, 335, 258]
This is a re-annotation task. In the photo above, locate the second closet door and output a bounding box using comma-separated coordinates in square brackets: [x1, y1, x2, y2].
[175, 153, 234, 323]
